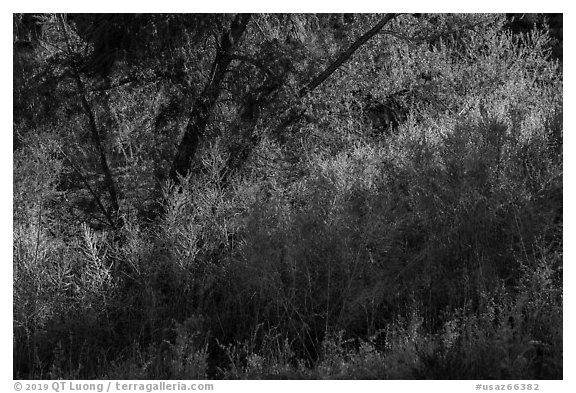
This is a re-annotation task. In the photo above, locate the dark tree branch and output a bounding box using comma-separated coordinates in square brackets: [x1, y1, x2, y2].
[168, 14, 251, 183]
[217, 15, 402, 187]
[271, 14, 401, 135]
[170, 14, 400, 194]
[74, 76, 122, 226]
[58, 14, 122, 229]
[59, 148, 116, 228]
[298, 13, 399, 97]
[218, 80, 280, 187]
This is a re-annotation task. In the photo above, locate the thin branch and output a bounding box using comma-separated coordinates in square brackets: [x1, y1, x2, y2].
[252, 17, 268, 40]
[59, 147, 116, 228]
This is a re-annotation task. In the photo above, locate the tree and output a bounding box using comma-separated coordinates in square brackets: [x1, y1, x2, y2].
[14, 14, 562, 378]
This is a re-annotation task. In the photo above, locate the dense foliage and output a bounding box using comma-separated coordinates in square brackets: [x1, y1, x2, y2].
[13, 13, 562, 379]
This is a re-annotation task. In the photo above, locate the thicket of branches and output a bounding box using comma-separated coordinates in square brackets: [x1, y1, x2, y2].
[13, 13, 562, 379]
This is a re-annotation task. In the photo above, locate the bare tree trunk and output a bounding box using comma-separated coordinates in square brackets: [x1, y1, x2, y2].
[171, 13, 399, 192]
[76, 77, 122, 218]
[59, 15, 122, 229]
[219, 14, 400, 187]
[168, 14, 251, 183]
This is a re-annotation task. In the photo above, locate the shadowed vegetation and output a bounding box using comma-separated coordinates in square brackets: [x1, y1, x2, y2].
[13, 13, 561, 379]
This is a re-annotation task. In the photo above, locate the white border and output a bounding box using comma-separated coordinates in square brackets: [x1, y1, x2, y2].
[3, 4, 572, 392]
